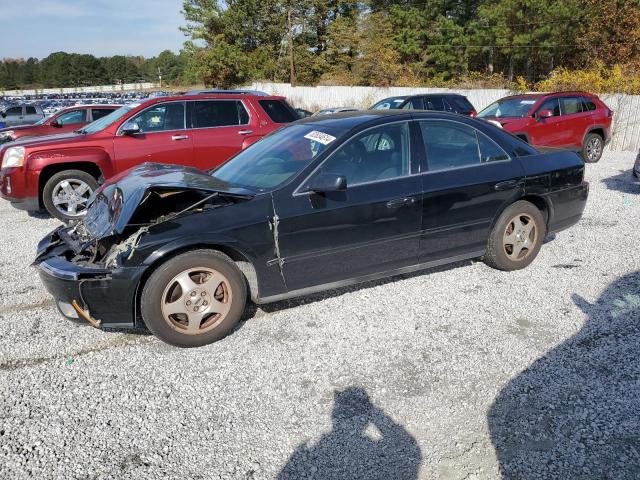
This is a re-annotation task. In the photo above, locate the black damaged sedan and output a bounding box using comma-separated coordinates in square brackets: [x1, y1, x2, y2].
[34, 111, 588, 347]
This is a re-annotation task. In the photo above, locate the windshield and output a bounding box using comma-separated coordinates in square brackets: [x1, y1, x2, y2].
[370, 97, 406, 110]
[478, 98, 539, 118]
[211, 124, 338, 191]
[80, 103, 139, 134]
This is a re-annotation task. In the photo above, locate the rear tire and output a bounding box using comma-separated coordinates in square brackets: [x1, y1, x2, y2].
[141, 250, 247, 347]
[582, 133, 604, 163]
[484, 200, 545, 271]
[42, 169, 98, 223]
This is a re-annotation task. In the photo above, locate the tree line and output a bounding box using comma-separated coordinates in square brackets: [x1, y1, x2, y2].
[1, 0, 638, 91]
[181, 0, 639, 89]
[0, 51, 186, 90]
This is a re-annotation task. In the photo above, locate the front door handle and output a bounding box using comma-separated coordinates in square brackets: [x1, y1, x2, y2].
[238, 129, 253, 135]
[171, 135, 189, 141]
[494, 180, 521, 191]
[386, 197, 416, 209]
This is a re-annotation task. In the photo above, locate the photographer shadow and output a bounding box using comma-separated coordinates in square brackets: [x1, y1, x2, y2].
[488, 271, 640, 478]
[278, 387, 421, 480]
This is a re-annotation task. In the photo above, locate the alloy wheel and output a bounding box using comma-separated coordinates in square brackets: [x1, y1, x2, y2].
[51, 179, 93, 218]
[160, 267, 232, 335]
[586, 137, 602, 162]
[503, 214, 538, 261]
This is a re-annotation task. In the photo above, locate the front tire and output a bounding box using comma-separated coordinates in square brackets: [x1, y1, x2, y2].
[42, 169, 98, 222]
[484, 200, 545, 271]
[582, 133, 604, 163]
[141, 250, 247, 347]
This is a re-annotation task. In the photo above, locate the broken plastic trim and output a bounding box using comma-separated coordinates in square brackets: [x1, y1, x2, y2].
[71, 300, 101, 328]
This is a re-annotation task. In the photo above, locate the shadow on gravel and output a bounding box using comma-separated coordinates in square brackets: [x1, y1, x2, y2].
[488, 271, 640, 478]
[278, 387, 421, 480]
[601, 169, 640, 194]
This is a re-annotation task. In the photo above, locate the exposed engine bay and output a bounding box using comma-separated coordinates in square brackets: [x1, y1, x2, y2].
[58, 187, 249, 269]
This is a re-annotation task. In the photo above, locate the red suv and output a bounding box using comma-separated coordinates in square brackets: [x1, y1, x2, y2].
[477, 91, 613, 163]
[0, 94, 298, 221]
[0, 105, 119, 144]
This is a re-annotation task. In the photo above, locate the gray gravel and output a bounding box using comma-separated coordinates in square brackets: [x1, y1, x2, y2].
[0, 152, 639, 479]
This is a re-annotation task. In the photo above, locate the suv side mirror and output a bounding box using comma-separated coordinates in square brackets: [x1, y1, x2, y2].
[121, 121, 140, 135]
[536, 109, 554, 119]
[309, 173, 347, 193]
[50, 119, 61, 128]
[1, 112, 5, 118]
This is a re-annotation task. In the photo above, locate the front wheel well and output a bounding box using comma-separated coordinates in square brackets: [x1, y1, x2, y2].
[38, 162, 103, 208]
[133, 244, 259, 327]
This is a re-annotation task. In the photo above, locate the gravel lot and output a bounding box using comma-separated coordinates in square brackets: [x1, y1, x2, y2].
[0, 152, 639, 479]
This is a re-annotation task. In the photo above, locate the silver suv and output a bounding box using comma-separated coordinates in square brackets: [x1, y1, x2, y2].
[1, 104, 45, 127]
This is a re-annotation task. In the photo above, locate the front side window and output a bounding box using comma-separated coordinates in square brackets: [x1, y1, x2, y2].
[55, 109, 86, 125]
[129, 102, 185, 133]
[190, 100, 248, 128]
[5, 107, 22, 116]
[560, 97, 584, 115]
[420, 120, 508, 172]
[211, 124, 335, 191]
[537, 98, 561, 117]
[316, 122, 410, 185]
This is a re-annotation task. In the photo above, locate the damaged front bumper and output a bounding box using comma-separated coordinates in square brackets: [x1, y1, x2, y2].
[34, 227, 144, 329]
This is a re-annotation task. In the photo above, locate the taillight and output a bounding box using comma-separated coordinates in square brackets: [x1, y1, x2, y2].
[470, 110, 477, 118]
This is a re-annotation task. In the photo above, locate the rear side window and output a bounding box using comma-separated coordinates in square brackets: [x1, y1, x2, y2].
[424, 97, 445, 111]
[92, 108, 115, 121]
[258, 100, 297, 123]
[191, 100, 248, 128]
[25, 106, 37, 114]
[447, 96, 474, 112]
[561, 97, 584, 115]
[582, 97, 597, 111]
[420, 120, 508, 172]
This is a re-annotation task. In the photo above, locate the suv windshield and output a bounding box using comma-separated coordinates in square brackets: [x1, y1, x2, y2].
[370, 97, 406, 110]
[79, 103, 139, 134]
[478, 98, 539, 118]
[211, 124, 338, 191]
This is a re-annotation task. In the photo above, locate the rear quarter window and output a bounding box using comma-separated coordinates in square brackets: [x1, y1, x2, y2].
[258, 100, 297, 123]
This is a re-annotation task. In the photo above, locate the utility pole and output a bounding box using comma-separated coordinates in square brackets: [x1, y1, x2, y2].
[287, 5, 295, 87]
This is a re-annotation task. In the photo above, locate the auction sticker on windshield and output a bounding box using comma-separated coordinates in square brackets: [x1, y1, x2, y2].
[304, 131, 336, 145]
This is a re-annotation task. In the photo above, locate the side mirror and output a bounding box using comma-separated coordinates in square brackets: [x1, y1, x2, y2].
[536, 109, 554, 119]
[50, 119, 61, 128]
[1, 112, 6, 118]
[309, 173, 347, 193]
[120, 121, 140, 135]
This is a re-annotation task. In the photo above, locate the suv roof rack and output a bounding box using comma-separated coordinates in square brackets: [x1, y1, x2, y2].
[185, 89, 270, 96]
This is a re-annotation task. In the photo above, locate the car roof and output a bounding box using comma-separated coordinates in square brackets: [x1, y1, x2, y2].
[499, 91, 594, 102]
[136, 93, 286, 106]
[295, 109, 473, 130]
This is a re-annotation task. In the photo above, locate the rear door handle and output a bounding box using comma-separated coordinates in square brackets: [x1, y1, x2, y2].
[494, 180, 521, 191]
[238, 129, 253, 135]
[171, 135, 189, 141]
[386, 197, 416, 209]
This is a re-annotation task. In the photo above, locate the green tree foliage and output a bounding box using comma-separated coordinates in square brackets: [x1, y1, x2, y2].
[1, 0, 638, 90]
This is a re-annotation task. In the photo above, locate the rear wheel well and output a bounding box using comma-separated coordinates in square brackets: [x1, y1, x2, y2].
[519, 195, 549, 227]
[586, 128, 604, 142]
[38, 162, 103, 209]
[133, 244, 259, 327]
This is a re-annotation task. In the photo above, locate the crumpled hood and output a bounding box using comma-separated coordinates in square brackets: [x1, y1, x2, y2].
[81, 162, 254, 239]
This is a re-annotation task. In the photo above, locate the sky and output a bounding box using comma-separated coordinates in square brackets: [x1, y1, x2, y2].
[0, 0, 186, 59]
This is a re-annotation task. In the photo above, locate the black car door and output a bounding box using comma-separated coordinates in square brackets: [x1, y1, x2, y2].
[416, 119, 526, 262]
[273, 121, 423, 291]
